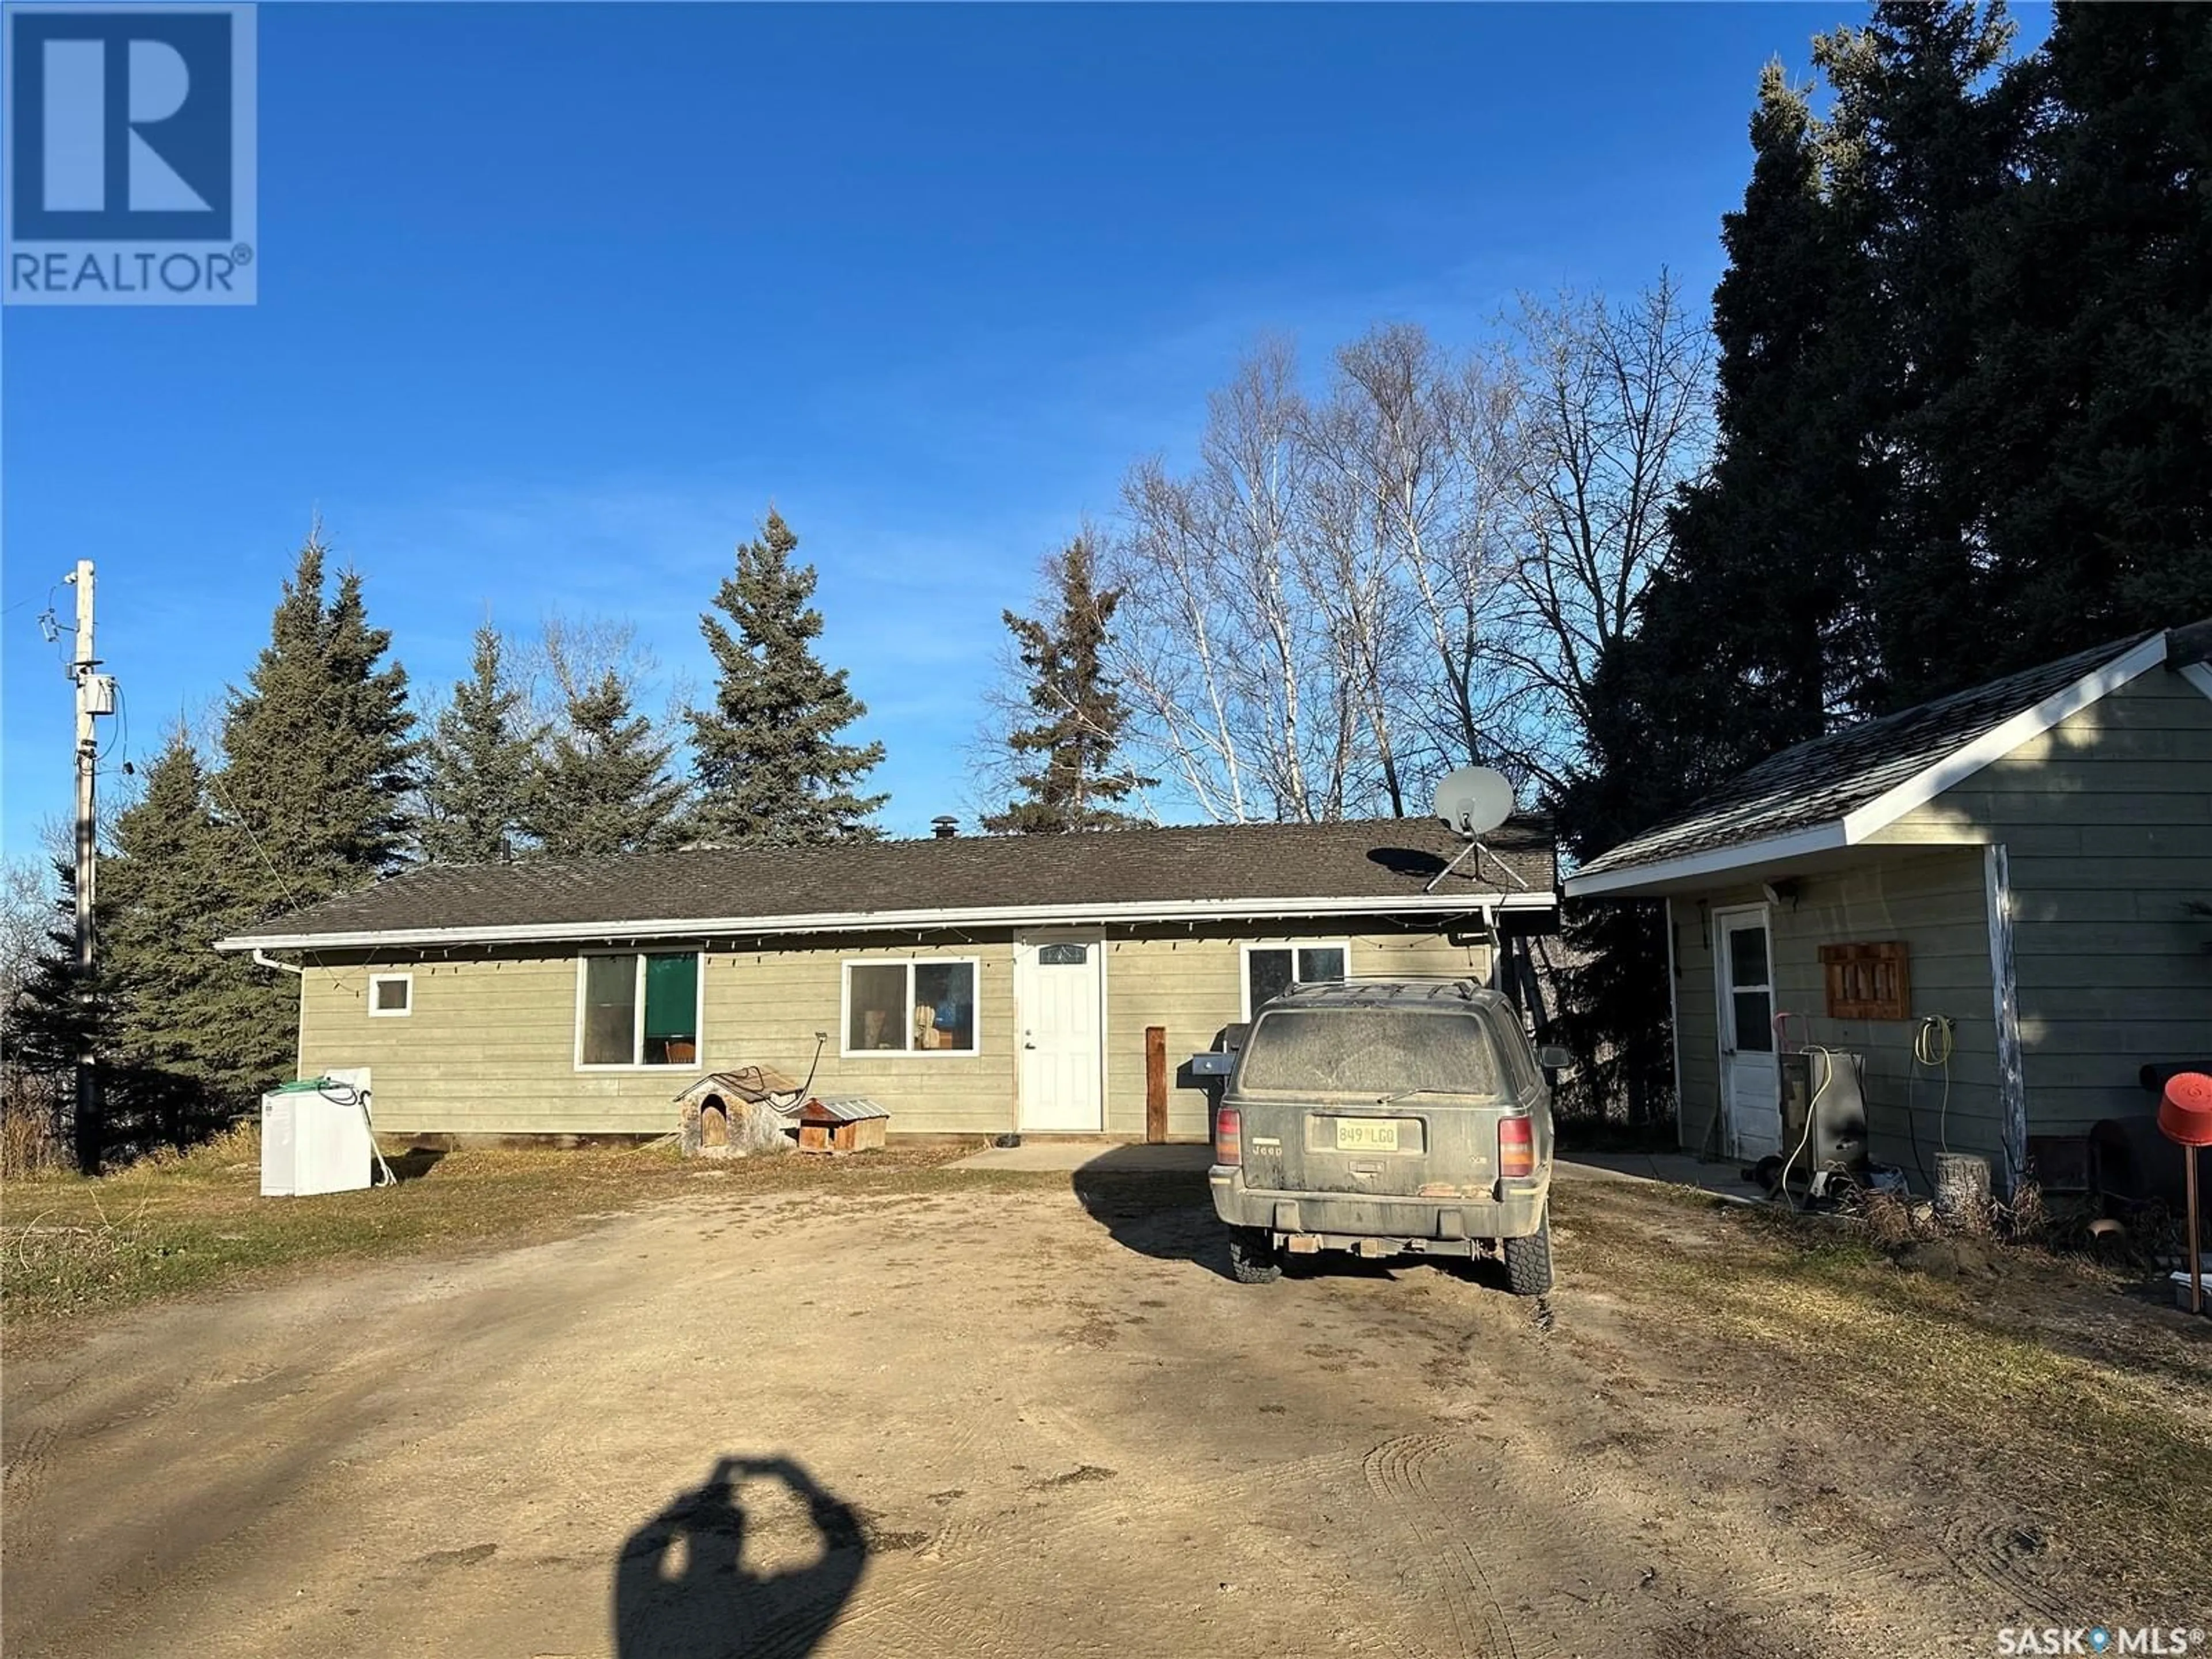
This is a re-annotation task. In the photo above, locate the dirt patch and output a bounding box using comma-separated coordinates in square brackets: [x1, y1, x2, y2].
[1031, 1463, 1118, 1490]
[3, 1169, 2205, 1658]
[412, 1543, 498, 1570]
[0, 1128, 986, 1343]
[1895, 1236, 2006, 1279]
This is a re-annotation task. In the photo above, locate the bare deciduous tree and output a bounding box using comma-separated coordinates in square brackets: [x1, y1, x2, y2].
[527, 612, 656, 717]
[0, 853, 53, 1020]
[1505, 274, 1714, 783]
[1101, 279, 1711, 823]
[1108, 340, 1355, 823]
[1302, 324, 1542, 804]
[1, 850, 69, 1173]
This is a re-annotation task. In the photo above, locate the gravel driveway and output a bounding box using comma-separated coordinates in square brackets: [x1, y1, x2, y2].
[2, 1169, 2181, 1658]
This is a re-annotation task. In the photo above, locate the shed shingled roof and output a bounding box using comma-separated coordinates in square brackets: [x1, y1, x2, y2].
[1573, 632, 2160, 880]
[219, 816, 1557, 947]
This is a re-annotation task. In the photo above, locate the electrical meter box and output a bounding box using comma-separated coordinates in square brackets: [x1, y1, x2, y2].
[261, 1066, 374, 1196]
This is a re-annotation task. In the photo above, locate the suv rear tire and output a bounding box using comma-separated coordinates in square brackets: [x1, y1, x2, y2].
[1227, 1228, 1282, 1284]
[1503, 1211, 1554, 1297]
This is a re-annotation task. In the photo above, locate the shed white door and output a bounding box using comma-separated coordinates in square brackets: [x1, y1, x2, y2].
[1715, 908, 1781, 1159]
[1015, 937, 1104, 1132]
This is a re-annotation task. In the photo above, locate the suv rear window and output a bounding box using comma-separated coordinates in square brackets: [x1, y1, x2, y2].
[1237, 1009, 1505, 1099]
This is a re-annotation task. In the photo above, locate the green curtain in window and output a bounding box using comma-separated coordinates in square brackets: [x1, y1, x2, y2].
[642, 953, 698, 1039]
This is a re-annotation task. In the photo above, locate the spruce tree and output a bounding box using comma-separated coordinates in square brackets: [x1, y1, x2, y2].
[419, 624, 540, 863]
[522, 671, 688, 859]
[983, 534, 1151, 833]
[1813, 0, 2017, 709]
[10, 859, 119, 1172]
[1651, 63, 1877, 774]
[1957, 2, 2212, 663]
[217, 528, 419, 900]
[211, 527, 420, 1097]
[100, 730, 266, 1139]
[687, 510, 887, 846]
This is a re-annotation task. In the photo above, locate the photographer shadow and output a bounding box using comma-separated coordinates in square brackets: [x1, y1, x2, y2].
[613, 1456, 866, 1659]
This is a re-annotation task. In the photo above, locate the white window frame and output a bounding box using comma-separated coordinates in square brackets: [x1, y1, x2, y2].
[573, 949, 706, 1071]
[840, 956, 983, 1059]
[368, 971, 414, 1018]
[1238, 939, 1353, 1022]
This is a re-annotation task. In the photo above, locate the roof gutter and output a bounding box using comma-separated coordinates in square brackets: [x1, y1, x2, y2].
[215, 888, 1561, 955]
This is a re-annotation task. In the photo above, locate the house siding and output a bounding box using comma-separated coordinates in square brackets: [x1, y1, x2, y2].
[1667, 849, 2003, 1175]
[296, 923, 1491, 1140]
[1872, 668, 2212, 1134]
[297, 938, 1018, 1138]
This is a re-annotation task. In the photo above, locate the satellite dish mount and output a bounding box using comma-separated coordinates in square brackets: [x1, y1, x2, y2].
[1425, 767, 1527, 895]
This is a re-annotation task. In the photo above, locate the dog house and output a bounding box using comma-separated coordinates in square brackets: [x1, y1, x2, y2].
[674, 1071, 802, 1159]
[797, 1096, 890, 1154]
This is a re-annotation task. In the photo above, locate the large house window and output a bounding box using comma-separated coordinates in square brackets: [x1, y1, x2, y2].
[578, 952, 700, 1068]
[1241, 941, 1350, 1020]
[844, 958, 979, 1055]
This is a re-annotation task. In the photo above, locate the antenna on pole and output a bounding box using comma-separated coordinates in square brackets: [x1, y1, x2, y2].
[1423, 766, 1524, 895]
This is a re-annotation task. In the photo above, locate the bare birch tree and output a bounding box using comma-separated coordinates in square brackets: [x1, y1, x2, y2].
[1301, 324, 1541, 804]
[1296, 336, 1417, 818]
[1101, 276, 1710, 823]
[1107, 340, 1355, 822]
[1505, 274, 1714, 781]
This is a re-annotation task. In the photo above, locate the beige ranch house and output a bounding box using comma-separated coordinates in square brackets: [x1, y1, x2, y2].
[1565, 622, 2212, 1197]
[217, 819, 1558, 1143]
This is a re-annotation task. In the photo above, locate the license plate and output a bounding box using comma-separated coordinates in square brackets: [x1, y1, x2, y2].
[1335, 1118, 1400, 1153]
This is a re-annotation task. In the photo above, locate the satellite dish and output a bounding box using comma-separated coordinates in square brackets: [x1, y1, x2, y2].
[1433, 766, 1514, 839]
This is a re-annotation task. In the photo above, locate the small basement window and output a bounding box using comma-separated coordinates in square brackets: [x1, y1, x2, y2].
[368, 972, 412, 1017]
[843, 957, 979, 1055]
[1241, 942, 1350, 1020]
[577, 952, 700, 1068]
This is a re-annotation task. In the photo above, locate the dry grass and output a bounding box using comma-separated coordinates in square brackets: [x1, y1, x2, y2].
[1558, 1180, 2212, 1607]
[1, 1127, 994, 1343]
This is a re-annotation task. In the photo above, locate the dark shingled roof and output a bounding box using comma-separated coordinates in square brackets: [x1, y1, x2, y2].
[220, 816, 1558, 946]
[1574, 633, 2158, 880]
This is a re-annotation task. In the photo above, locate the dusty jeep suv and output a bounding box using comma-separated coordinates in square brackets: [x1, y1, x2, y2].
[1207, 979, 1557, 1294]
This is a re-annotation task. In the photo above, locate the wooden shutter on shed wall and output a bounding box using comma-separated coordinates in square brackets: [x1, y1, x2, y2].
[1818, 941, 1910, 1021]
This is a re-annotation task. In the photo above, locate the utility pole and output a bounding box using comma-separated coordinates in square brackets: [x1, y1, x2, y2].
[65, 560, 110, 1173]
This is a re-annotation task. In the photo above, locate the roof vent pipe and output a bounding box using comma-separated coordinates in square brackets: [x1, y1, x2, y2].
[931, 816, 959, 840]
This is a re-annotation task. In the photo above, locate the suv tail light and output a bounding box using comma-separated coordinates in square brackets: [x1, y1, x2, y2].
[1215, 1106, 1242, 1166]
[1498, 1115, 1535, 1180]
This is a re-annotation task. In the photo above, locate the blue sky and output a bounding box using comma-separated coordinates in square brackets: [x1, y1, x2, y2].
[2, 2, 2050, 853]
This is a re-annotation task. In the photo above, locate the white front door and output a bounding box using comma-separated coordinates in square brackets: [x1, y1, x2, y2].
[1715, 907, 1781, 1160]
[1015, 936, 1105, 1132]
